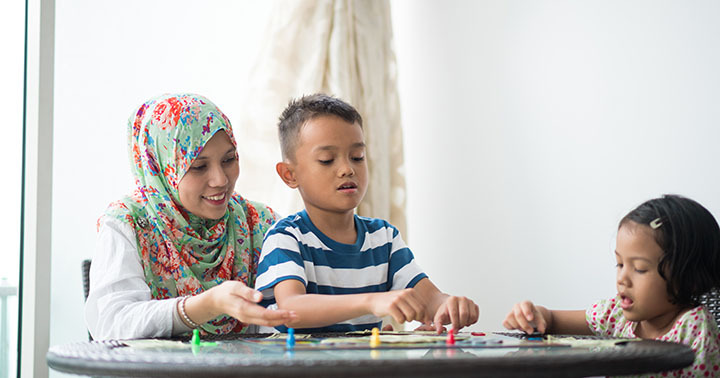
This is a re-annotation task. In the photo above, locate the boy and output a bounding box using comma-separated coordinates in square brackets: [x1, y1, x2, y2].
[255, 94, 479, 333]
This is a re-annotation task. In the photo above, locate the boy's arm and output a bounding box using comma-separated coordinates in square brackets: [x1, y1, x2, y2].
[413, 278, 480, 333]
[274, 279, 429, 329]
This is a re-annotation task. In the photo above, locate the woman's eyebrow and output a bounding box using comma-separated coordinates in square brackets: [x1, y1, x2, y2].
[194, 147, 236, 161]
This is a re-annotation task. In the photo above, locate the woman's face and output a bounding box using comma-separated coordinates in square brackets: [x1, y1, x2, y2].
[177, 131, 239, 220]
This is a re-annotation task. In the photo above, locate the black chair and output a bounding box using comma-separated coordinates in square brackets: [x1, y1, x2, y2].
[699, 288, 720, 327]
[81, 259, 93, 340]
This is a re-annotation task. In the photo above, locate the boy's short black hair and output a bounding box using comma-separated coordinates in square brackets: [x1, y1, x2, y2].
[620, 194, 720, 307]
[278, 94, 363, 161]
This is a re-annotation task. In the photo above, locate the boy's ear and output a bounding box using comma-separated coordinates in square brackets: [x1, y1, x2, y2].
[276, 161, 299, 189]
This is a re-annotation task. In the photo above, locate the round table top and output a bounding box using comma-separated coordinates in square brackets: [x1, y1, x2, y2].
[46, 332, 695, 378]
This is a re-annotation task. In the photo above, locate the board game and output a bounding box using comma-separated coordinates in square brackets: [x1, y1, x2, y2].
[117, 329, 633, 363]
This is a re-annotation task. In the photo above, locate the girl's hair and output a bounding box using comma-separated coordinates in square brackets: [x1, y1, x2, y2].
[620, 194, 720, 307]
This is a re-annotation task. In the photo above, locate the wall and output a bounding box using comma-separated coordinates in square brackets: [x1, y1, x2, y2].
[391, 0, 720, 330]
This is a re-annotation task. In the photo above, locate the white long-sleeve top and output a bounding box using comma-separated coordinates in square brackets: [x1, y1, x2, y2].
[85, 216, 192, 340]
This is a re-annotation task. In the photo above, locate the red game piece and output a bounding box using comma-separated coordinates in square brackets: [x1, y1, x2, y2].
[446, 329, 455, 345]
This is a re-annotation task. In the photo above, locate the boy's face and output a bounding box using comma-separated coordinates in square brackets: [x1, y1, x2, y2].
[283, 115, 368, 217]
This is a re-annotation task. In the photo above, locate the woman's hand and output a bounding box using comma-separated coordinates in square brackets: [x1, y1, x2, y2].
[502, 300, 550, 334]
[185, 280, 297, 327]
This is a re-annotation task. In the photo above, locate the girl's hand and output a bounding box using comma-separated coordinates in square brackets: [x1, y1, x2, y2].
[189, 280, 297, 327]
[369, 288, 428, 324]
[502, 300, 549, 334]
[431, 296, 479, 333]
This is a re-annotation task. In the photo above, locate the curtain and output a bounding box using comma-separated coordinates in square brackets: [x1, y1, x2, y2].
[236, 0, 408, 237]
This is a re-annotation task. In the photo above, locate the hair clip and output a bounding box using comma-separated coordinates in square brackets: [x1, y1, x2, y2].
[649, 218, 663, 229]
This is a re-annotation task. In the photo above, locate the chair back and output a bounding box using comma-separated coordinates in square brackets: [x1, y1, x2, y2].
[82, 259, 91, 301]
[699, 288, 720, 327]
[81, 259, 93, 340]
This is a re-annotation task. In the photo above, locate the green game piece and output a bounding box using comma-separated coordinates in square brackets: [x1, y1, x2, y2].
[191, 329, 201, 346]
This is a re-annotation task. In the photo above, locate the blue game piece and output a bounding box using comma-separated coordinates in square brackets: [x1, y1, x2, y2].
[286, 328, 296, 349]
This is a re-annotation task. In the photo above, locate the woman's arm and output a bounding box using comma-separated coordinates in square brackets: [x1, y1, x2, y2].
[86, 217, 295, 340]
[182, 280, 296, 328]
[85, 217, 178, 340]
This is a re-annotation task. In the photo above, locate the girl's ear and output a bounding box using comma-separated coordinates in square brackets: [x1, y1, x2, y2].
[276, 161, 298, 189]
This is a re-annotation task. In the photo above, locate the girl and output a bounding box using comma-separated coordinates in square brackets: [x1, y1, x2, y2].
[85, 94, 296, 340]
[504, 195, 720, 377]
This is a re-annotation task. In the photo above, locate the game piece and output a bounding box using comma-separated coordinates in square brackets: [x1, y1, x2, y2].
[370, 327, 380, 348]
[471, 332, 486, 336]
[191, 329, 201, 346]
[286, 328, 296, 349]
[522, 331, 545, 341]
[446, 329, 455, 345]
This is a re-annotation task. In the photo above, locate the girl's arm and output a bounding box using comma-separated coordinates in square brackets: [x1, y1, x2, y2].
[273, 279, 429, 328]
[503, 300, 591, 335]
[547, 309, 592, 334]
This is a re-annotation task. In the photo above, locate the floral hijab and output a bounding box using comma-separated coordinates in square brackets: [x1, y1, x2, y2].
[104, 94, 277, 334]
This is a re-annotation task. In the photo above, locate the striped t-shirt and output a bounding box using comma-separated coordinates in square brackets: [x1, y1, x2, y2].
[255, 210, 427, 333]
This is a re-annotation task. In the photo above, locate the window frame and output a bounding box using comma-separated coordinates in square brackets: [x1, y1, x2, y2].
[20, 0, 54, 377]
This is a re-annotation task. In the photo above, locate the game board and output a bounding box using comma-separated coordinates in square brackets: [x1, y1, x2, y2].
[121, 329, 633, 356]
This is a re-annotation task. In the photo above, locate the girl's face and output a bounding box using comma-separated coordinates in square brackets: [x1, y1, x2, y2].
[177, 131, 238, 220]
[615, 221, 681, 331]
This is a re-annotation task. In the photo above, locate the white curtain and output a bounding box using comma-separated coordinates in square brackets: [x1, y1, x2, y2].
[236, 0, 408, 236]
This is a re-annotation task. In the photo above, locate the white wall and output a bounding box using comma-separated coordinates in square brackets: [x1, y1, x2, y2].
[391, 0, 720, 330]
[50, 1, 720, 370]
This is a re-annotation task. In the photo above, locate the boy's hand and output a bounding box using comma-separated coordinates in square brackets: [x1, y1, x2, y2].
[431, 295, 479, 333]
[502, 300, 548, 334]
[413, 322, 447, 333]
[370, 288, 428, 324]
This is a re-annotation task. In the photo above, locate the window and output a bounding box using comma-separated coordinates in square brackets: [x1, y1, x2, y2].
[0, 1, 27, 376]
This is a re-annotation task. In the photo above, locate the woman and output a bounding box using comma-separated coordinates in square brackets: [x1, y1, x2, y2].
[85, 94, 296, 340]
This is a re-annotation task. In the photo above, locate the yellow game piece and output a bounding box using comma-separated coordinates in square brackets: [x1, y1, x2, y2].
[370, 327, 380, 348]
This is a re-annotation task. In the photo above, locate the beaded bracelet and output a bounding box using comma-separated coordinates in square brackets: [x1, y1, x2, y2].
[179, 296, 201, 329]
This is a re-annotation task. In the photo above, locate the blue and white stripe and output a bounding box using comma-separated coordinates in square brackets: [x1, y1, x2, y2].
[255, 211, 426, 332]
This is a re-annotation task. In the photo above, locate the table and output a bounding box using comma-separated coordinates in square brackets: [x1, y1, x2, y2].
[46, 331, 695, 378]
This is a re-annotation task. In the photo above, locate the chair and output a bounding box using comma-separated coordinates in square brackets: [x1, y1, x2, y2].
[699, 288, 720, 327]
[81, 259, 92, 340]
[82, 259, 91, 301]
